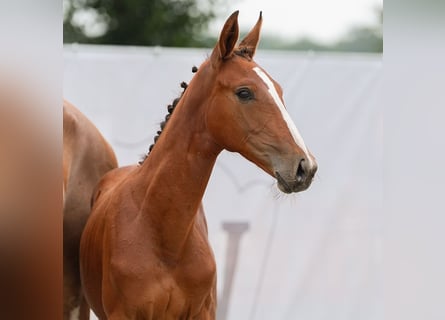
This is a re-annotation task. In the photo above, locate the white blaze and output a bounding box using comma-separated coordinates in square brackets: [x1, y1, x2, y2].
[253, 67, 312, 165]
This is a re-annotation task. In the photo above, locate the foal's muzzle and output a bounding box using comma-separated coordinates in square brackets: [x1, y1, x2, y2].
[276, 158, 317, 194]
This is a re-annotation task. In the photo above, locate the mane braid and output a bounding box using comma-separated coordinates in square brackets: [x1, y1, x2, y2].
[138, 66, 198, 166]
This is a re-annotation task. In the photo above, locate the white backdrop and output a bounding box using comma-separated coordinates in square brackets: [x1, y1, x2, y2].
[64, 45, 382, 320]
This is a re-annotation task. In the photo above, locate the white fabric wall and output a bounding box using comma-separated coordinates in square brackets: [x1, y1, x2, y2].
[64, 45, 382, 320]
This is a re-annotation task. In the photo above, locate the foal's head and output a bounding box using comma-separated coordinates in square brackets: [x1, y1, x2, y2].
[191, 11, 317, 193]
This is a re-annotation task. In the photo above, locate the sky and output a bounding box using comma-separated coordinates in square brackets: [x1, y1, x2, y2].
[209, 0, 382, 44]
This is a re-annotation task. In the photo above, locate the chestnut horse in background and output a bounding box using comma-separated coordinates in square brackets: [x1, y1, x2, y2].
[80, 11, 317, 320]
[63, 100, 118, 320]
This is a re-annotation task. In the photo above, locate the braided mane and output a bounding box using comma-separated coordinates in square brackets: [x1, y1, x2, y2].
[138, 65, 198, 165]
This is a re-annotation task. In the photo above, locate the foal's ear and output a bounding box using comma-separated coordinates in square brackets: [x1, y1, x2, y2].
[211, 11, 239, 67]
[239, 11, 263, 59]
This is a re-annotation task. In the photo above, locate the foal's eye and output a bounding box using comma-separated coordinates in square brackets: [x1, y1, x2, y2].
[235, 88, 253, 101]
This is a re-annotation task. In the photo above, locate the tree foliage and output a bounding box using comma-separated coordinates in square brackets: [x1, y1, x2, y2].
[64, 2, 382, 53]
[63, 0, 218, 47]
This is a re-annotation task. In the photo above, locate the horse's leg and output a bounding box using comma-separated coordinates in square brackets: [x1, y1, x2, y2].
[79, 294, 90, 320]
[63, 265, 78, 320]
[63, 253, 84, 320]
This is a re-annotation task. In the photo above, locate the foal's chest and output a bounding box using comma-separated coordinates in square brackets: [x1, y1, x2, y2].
[111, 223, 217, 318]
[133, 254, 216, 319]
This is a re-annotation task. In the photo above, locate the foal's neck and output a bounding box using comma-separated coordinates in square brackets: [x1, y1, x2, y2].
[136, 85, 221, 260]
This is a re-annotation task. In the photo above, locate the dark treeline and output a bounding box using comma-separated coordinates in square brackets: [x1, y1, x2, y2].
[64, 1, 382, 53]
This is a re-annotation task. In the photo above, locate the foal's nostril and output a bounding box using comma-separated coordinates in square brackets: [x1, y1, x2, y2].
[296, 159, 306, 182]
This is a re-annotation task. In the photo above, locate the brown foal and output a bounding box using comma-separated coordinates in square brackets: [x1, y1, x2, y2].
[80, 11, 317, 320]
